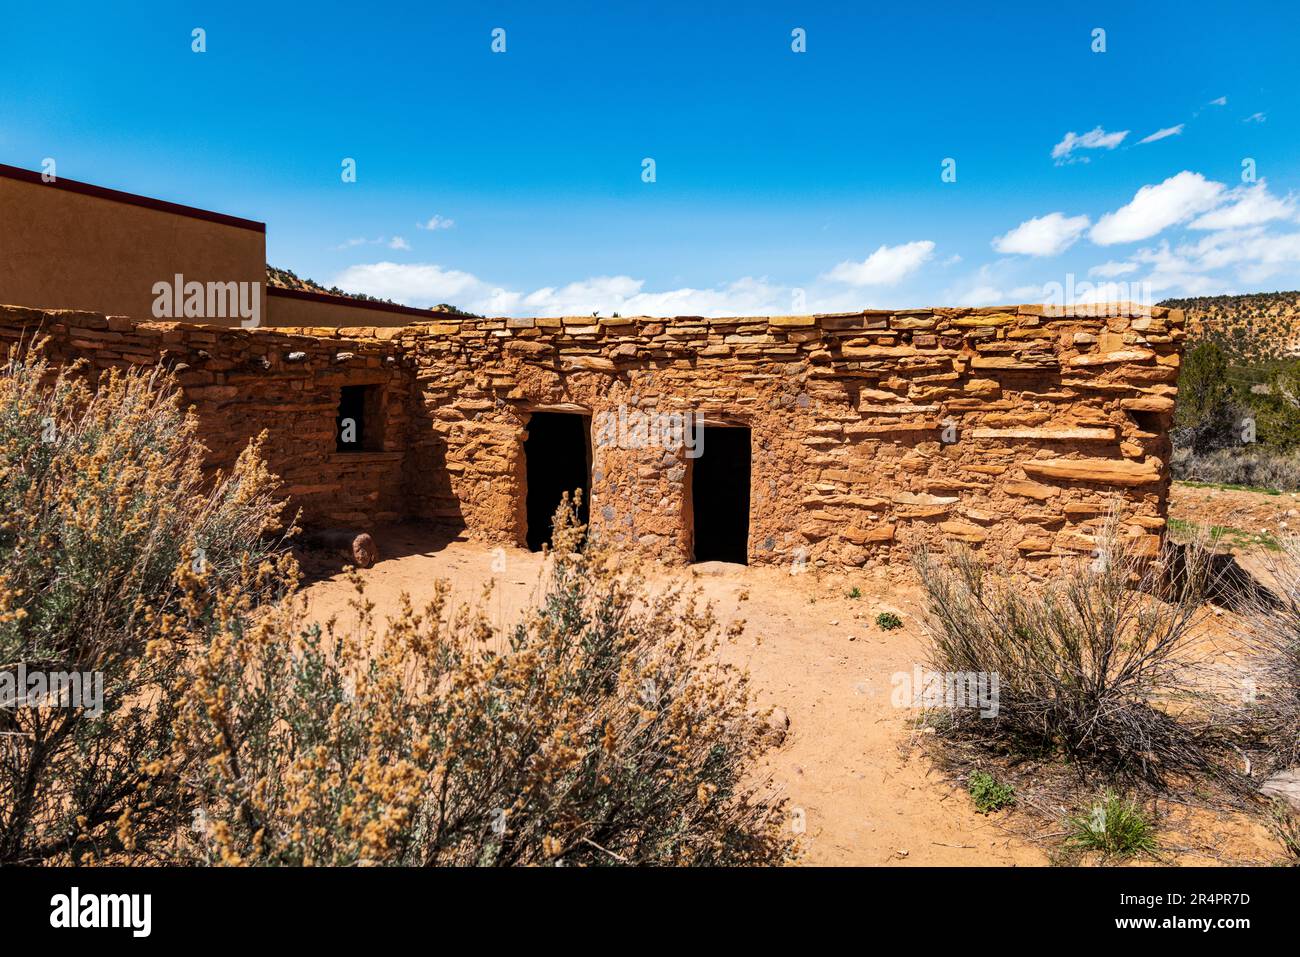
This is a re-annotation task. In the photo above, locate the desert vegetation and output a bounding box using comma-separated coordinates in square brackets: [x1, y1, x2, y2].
[1239, 538, 1300, 774]
[1163, 291, 1300, 365]
[5, 331, 1298, 867]
[166, 499, 792, 866]
[913, 516, 1300, 862]
[0, 347, 290, 864]
[1065, 791, 1158, 858]
[1167, 292, 1300, 491]
[0, 345, 790, 866]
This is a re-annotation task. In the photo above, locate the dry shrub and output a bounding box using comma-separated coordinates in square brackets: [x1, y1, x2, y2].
[0, 345, 289, 864]
[912, 517, 1225, 785]
[1240, 536, 1300, 772]
[156, 498, 793, 866]
[2, 349, 789, 866]
[1171, 445, 1300, 492]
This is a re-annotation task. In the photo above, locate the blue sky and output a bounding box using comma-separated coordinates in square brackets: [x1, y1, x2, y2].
[3, 1, 1298, 316]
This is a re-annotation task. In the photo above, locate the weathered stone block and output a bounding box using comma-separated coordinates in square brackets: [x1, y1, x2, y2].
[1022, 457, 1161, 486]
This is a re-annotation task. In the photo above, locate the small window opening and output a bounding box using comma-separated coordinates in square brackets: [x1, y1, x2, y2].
[1126, 409, 1164, 435]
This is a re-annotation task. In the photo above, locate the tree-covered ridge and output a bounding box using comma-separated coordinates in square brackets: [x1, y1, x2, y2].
[1161, 290, 1300, 365]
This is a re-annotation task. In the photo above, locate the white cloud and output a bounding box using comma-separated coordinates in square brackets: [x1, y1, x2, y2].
[1009, 284, 1045, 300]
[1244, 112, 1267, 124]
[1051, 126, 1129, 164]
[598, 277, 787, 317]
[1097, 223, 1300, 297]
[330, 263, 803, 317]
[955, 287, 1003, 306]
[1088, 260, 1139, 278]
[1189, 181, 1296, 231]
[1138, 124, 1184, 144]
[1066, 172, 1300, 294]
[1069, 280, 1155, 305]
[1183, 228, 1300, 281]
[1208, 96, 1227, 106]
[336, 235, 410, 251]
[940, 263, 1010, 307]
[569, 277, 759, 316]
[1089, 171, 1226, 245]
[330, 243, 945, 319]
[332, 262, 486, 303]
[992, 212, 1090, 257]
[417, 214, 455, 230]
[822, 240, 935, 286]
[1126, 242, 1220, 296]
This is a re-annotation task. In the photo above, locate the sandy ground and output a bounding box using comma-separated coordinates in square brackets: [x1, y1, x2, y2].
[300, 526, 1044, 865]
[1169, 481, 1300, 542]
[296, 507, 1292, 867]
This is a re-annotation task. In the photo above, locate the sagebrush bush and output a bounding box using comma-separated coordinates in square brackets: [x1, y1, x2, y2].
[1171, 445, 1300, 492]
[2, 349, 791, 867]
[0, 344, 289, 864]
[912, 517, 1221, 784]
[155, 497, 794, 866]
[1241, 536, 1300, 772]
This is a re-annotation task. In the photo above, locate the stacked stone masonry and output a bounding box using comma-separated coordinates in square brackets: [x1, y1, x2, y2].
[0, 302, 1185, 572]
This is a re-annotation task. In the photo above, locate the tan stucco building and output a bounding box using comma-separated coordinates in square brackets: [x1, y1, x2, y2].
[0, 163, 419, 328]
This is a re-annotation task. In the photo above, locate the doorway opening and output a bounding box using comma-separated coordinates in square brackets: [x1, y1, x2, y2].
[690, 426, 751, 564]
[336, 384, 382, 452]
[524, 411, 591, 552]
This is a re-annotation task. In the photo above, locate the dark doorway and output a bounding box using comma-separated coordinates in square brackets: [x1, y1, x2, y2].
[524, 412, 591, 552]
[691, 426, 751, 564]
[336, 384, 382, 452]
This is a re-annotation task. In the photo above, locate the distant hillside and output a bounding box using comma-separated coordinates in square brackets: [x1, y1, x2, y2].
[266, 265, 334, 296]
[265, 265, 481, 318]
[1160, 290, 1300, 363]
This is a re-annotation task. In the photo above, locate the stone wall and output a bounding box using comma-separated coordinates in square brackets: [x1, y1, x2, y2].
[0, 305, 412, 528]
[0, 301, 1185, 573]
[386, 304, 1184, 572]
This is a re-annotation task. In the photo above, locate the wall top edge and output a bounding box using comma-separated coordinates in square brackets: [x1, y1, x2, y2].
[0, 164, 267, 233]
